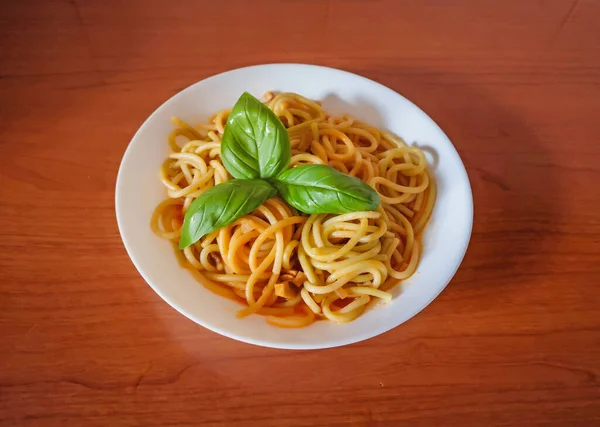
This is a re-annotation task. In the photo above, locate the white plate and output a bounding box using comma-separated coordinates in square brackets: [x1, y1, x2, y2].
[115, 64, 473, 349]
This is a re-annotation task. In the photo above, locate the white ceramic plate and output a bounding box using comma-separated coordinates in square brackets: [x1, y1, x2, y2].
[116, 64, 473, 350]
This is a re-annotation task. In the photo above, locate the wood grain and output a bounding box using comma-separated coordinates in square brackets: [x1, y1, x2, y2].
[1, 0, 600, 426]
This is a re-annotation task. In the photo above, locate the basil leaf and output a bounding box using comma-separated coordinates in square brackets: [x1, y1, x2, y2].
[178, 179, 276, 249]
[271, 165, 380, 214]
[221, 92, 291, 180]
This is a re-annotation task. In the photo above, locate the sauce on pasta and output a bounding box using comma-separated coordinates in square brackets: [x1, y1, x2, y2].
[151, 92, 436, 327]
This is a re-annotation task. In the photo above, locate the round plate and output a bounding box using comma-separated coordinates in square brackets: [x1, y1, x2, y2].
[115, 64, 473, 349]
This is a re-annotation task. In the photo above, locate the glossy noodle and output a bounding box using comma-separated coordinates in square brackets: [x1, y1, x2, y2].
[151, 92, 436, 327]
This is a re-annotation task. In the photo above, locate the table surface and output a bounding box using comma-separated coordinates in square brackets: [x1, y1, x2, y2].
[2, 0, 600, 426]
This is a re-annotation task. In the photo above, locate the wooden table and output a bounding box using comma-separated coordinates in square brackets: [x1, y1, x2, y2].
[2, 1, 600, 425]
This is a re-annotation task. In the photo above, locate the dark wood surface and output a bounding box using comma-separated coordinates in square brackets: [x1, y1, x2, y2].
[1, 1, 600, 426]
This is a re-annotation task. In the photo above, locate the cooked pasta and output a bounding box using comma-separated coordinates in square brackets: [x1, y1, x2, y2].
[151, 92, 436, 327]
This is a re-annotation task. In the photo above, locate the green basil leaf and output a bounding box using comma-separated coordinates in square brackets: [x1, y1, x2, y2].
[178, 179, 276, 249]
[271, 165, 380, 214]
[221, 92, 291, 180]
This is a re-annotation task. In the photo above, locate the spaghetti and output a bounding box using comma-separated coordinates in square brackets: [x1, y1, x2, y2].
[151, 92, 436, 327]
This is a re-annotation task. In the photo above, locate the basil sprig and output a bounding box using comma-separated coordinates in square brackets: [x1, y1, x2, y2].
[179, 92, 380, 249]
